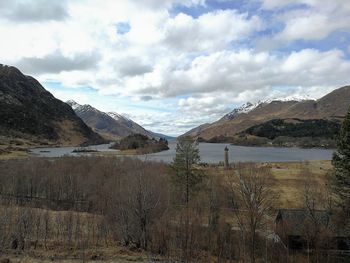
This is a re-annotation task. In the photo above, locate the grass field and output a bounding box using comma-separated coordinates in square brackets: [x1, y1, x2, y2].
[0, 149, 28, 160]
[215, 160, 332, 209]
[269, 160, 332, 208]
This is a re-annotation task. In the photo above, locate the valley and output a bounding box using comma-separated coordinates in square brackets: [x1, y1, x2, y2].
[0, 62, 348, 263]
[1, 0, 350, 261]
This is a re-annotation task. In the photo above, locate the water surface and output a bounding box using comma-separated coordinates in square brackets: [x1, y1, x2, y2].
[30, 142, 334, 163]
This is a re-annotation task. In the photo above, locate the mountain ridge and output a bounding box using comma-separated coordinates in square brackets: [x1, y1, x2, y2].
[183, 85, 350, 144]
[66, 100, 172, 140]
[0, 64, 105, 150]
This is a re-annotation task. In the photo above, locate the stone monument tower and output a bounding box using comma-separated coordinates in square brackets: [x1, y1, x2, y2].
[224, 146, 229, 169]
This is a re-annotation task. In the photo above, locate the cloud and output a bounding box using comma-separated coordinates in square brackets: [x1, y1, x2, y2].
[15, 51, 101, 74]
[140, 96, 153, 101]
[260, 0, 350, 10]
[0, 0, 68, 22]
[164, 10, 262, 52]
[137, 0, 206, 9]
[117, 57, 153, 77]
[0, 0, 349, 135]
[260, 0, 350, 44]
[119, 48, 350, 100]
[276, 11, 350, 42]
[260, 0, 302, 9]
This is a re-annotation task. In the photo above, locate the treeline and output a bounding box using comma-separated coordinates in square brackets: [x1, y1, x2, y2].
[0, 156, 289, 262]
[244, 118, 340, 140]
[110, 134, 169, 154]
[199, 118, 341, 148]
[0, 157, 168, 254]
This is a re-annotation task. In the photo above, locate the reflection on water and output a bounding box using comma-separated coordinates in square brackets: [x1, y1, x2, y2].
[30, 142, 334, 163]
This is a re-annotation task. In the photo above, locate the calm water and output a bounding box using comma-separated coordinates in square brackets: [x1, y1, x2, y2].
[29, 142, 334, 163]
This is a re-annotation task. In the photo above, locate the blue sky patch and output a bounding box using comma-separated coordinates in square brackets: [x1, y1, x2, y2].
[116, 22, 131, 35]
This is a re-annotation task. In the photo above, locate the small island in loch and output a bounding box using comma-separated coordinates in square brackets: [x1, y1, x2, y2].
[72, 147, 99, 153]
[110, 133, 169, 154]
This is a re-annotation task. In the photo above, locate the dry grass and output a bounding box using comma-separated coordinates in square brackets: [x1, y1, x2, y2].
[269, 160, 332, 208]
[0, 206, 162, 263]
[54, 120, 86, 146]
[214, 160, 332, 209]
[0, 150, 28, 160]
[0, 247, 159, 263]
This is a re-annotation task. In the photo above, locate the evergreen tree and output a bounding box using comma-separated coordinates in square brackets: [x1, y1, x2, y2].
[330, 107, 350, 212]
[170, 137, 204, 205]
[170, 137, 205, 262]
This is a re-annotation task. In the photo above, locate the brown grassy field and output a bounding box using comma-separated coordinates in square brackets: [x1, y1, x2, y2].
[269, 160, 332, 208]
[214, 160, 332, 209]
[0, 248, 156, 263]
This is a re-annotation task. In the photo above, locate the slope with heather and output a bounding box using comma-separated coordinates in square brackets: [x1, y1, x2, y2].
[0, 64, 105, 152]
[183, 86, 350, 146]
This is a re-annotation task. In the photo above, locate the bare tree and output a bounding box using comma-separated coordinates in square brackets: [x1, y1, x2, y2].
[302, 163, 334, 262]
[226, 163, 277, 263]
[107, 159, 169, 249]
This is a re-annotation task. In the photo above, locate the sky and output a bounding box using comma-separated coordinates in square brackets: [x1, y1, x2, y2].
[1, 0, 350, 136]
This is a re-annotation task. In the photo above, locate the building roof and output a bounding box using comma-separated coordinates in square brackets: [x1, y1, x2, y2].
[275, 209, 350, 237]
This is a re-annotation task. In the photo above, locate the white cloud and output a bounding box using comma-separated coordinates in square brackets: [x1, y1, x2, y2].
[260, 0, 299, 9]
[1, 0, 349, 135]
[260, 0, 350, 43]
[119, 48, 350, 99]
[260, 0, 350, 10]
[0, 0, 69, 22]
[276, 11, 350, 42]
[164, 10, 262, 52]
[15, 51, 101, 74]
[140, 0, 206, 9]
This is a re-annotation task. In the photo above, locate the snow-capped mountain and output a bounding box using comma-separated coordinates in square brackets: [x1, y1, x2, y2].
[107, 112, 125, 121]
[222, 95, 313, 121]
[66, 99, 80, 110]
[263, 94, 313, 103]
[183, 86, 350, 141]
[223, 102, 259, 120]
[66, 100, 171, 140]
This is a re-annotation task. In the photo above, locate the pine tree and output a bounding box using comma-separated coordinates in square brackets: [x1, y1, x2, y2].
[170, 137, 205, 262]
[330, 107, 350, 212]
[170, 137, 204, 205]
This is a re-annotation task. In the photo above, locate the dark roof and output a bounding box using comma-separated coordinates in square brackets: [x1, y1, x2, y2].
[275, 209, 350, 237]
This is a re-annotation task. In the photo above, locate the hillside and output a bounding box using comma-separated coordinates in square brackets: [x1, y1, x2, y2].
[67, 100, 171, 140]
[182, 123, 211, 138]
[0, 64, 105, 152]
[227, 118, 341, 148]
[184, 85, 350, 146]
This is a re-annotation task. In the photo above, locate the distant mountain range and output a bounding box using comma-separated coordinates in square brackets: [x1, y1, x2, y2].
[183, 86, 350, 147]
[0, 63, 171, 155]
[66, 100, 172, 141]
[2, 62, 346, 151]
[0, 64, 105, 149]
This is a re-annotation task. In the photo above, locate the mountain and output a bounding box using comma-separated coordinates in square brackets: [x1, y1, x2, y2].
[106, 111, 153, 137]
[0, 64, 105, 149]
[231, 118, 340, 148]
[183, 85, 350, 145]
[219, 102, 260, 122]
[182, 123, 211, 138]
[66, 100, 171, 140]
